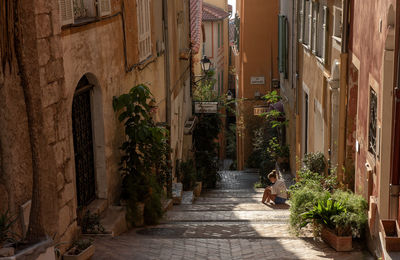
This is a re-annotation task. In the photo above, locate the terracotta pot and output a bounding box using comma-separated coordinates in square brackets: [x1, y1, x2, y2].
[63, 245, 95, 260]
[133, 202, 145, 227]
[193, 182, 202, 197]
[321, 227, 352, 252]
[380, 219, 400, 252]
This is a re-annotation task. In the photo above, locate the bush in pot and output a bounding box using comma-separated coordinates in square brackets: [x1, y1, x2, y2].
[64, 239, 95, 260]
[113, 85, 171, 226]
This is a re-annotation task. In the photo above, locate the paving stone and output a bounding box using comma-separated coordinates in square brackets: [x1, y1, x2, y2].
[93, 169, 373, 260]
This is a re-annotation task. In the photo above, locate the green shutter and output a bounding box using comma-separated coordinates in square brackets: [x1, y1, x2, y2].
[278, 15, 288, 78]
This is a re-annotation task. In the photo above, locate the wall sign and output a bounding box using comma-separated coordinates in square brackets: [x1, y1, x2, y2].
[194, 102, 218, 114]
[254, 106, 269, 116]
[251, 76, 265, 85]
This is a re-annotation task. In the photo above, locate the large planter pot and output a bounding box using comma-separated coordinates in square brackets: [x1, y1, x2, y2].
[193, 182, 202, 197]
[321, 227, 352, 252]
[133, 202, 145, 227]
[63, 245, 95, 260]
[380, 219, 400, 252]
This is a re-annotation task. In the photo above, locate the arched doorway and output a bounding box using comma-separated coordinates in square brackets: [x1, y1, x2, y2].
[72, 75, 97, 207]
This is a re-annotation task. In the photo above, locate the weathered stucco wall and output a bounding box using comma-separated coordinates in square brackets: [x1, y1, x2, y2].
[350, 0, 395, 222]
[297, 0, 341, 170]
[237, 0, 279, 166]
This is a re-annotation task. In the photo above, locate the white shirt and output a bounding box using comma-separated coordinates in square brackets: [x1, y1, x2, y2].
[271, 179, 287, 199]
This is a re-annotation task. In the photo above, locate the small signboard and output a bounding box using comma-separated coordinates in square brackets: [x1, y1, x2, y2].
[254, 106, 269, 116]
[194, 102, 218, 114]
[250, 76, 265, 85]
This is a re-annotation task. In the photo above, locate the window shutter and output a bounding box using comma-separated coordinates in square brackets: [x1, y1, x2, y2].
[59, 0, 74, 25]
[312, 3, 318, 54]
[98, 0, 112, 16]
[137, 0, 152, 61]
[322, 6, 328, 63]
[278, 15, 288, 78]
[299, 0, 305, 42]
[308, 1, 312, 48]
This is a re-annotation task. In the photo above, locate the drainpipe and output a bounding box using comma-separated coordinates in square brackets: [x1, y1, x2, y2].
[162, 0, 172, 194]
[337, 0, 350, 184]
[162, 0, 171, 127]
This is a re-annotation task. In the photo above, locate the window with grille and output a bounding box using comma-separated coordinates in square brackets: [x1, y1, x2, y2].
[137, 0, 152, 62]
[60, 0, 111, 25]
[368, 88, 378, 156]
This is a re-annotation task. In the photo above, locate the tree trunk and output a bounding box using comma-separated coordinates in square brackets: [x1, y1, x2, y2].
[13, 0, 58, 242]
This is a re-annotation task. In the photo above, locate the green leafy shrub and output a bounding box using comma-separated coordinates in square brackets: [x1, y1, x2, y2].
[289, 185, 330, 234]
[113, 84, 171, 225]
[193, 114, 221, 188]
[303, 152, 326, 174]
[226, 124, 237, 160]
[176, 159, 196, 191]
[0, 210, 18, 245]
[301, 197, 346, 231]
[331, 190, 368, 237]
[79, 211, 105, 234]
[67, 239, 93, 255]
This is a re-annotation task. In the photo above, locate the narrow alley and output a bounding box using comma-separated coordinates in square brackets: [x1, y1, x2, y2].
[93, 170, 372, 259]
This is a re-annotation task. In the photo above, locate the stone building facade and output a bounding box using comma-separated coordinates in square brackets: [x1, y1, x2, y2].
[0, 0, 192, 251]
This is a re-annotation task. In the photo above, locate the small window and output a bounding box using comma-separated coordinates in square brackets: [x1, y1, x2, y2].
[278, 15, 288, 78]
[298, 0, 305, 42]
[368, 88, 378, 156]
[60, 0, 111, 25]
[333, 6, 343, 42]
[303, 0, 311, 47]
[137, 0, 152, 62]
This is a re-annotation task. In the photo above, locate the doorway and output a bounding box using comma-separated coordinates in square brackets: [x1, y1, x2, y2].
[72, 76, 96, 207]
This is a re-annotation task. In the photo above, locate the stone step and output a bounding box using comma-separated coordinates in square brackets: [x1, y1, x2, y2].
[181, 191, 194, 205]
[87, 199, 108, 215]
[193, 197, 270, 204]
[201, 193, 264, 198]
[170, 203, 290, 212]
[172, 182, 183, 205]
[100, 206, 128, 237]
[135, 223, 295, 239]
[162, 210, 290, 222]
[203, 188, 265, 193]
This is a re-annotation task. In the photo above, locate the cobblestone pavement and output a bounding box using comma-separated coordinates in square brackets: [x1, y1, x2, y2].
[94, 170, 373, 260]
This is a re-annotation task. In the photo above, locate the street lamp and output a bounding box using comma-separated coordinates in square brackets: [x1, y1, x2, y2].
[227, 90, 233, 100]
[201, 56, 212, 73]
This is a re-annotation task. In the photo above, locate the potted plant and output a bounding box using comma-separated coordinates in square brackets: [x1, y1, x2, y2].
[114, 85, 171, 226]
[0, 211, 18, 257]
[300, 190, 368, 252]
[63, 239, 95, 260]
[79, 211, 106, 235]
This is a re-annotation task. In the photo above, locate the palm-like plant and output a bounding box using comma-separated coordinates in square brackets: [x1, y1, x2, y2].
[0, 210, 18, 246]
[300, 198, 346, 231]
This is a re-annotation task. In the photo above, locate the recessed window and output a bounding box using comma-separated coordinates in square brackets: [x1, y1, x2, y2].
[137, 0, 152, 62]
[59, 0, 111, 25]
[368, 88, 378, 156]
[333, 6, 343, 42]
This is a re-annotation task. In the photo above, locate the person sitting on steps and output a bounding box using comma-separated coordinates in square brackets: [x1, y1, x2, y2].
[261, 170, 287, 205]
